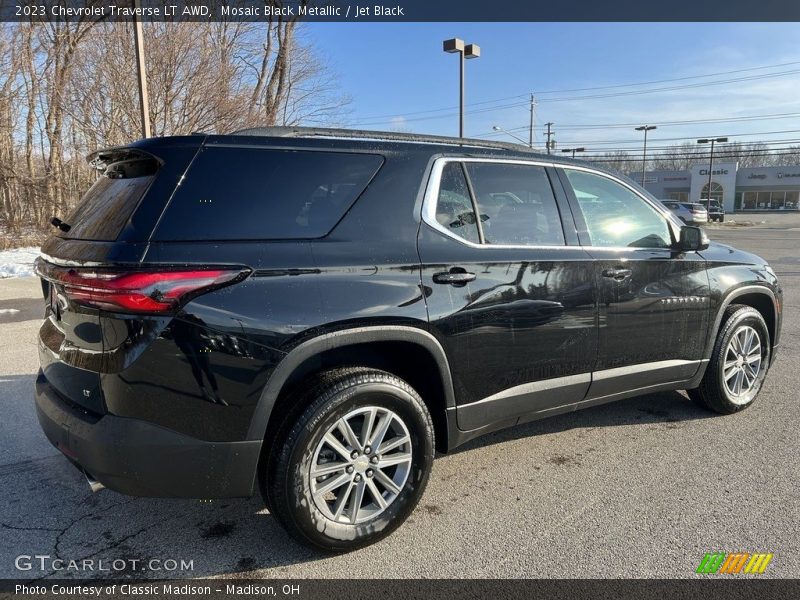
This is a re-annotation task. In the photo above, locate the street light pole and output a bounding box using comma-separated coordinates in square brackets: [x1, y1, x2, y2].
[132, 0, 151, 139]
[562, 147, 585, 159]
[635, 125, 656, 188]
[443, 38, 480, 138]
[459, 48, 464, 137]
[493, 125, 529, 146]
[697, 137, 728, 202]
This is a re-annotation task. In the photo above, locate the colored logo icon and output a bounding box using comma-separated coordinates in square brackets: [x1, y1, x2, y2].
[696, 553, 773, 574]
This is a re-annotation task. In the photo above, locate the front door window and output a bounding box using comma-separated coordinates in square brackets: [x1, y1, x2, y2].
[563, 169, 673, 249]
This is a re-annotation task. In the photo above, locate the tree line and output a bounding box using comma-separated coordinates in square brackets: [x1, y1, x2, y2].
[589, 141, 800, 176]
[0, 19, 349, 238]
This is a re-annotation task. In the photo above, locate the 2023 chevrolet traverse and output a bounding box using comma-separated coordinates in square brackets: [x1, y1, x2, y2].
[34, 128, 782, 550]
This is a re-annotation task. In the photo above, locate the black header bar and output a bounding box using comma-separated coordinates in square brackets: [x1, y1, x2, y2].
[1, 0, 800, 22]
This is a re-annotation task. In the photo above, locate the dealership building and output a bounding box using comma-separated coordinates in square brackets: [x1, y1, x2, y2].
[632, 162, 800, 213]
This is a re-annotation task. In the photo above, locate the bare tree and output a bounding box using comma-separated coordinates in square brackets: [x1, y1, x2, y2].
[775, 145, 800, 166]
[707, 141, 762, 167]
[589, 150, 634, 175]
[651, 142, 705, 171]
[0, 19, 351, 235]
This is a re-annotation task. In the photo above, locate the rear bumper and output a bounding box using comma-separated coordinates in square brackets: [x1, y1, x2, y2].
[34, 371, 261, 498]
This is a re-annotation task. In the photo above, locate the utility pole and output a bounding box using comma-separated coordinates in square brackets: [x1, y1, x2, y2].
[133, 0, 151, 138]
[529, 94, 536, 149]
[697, 137, 728, 202]
[545, 122, 554, 154]
[635, 125, 657, 188]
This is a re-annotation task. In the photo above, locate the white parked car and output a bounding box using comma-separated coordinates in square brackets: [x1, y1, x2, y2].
[660, 201, 708, 224]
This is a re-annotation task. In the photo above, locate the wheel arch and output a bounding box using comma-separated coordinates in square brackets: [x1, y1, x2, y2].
[247, 326, 456, 454]
[703, 285, 778, 365]
[700, 285, 779, 380]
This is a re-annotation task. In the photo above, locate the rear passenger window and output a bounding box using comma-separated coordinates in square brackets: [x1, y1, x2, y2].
[435, 162, 480, 244]
[465, 163, 565, 246]
[154, 148, 383, 240]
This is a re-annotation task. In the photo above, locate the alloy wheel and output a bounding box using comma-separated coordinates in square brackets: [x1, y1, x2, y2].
[723, 325, 762, 402]
[309, 406, 413, 524]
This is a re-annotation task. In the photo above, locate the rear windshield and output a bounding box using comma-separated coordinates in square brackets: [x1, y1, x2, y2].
[61, 156, 158, 241]
[153, 147, 383, 241]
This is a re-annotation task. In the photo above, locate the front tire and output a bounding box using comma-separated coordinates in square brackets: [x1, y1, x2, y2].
[262, 368, 434, 551]
[689, 305, 771, 414]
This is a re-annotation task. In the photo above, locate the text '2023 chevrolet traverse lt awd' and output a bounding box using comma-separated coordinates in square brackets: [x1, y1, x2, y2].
[34, 128, 782, 551]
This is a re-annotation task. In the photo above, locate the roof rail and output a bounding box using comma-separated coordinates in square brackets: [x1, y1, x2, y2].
[227, 126, 539, 154]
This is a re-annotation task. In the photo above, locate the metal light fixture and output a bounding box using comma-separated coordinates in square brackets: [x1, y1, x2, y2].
[561, 147, 585, 159]
[492, 125, 528, 146]
[443, 38, 481, 138]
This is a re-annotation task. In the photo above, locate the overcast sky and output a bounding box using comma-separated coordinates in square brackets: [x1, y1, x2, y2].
[305, 23, 800, 154]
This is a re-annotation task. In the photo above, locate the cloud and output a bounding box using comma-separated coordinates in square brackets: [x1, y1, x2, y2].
[389, 116, 408, 131]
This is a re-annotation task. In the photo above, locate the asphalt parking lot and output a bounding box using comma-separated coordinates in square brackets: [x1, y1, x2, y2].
[1, 217, 798, 579]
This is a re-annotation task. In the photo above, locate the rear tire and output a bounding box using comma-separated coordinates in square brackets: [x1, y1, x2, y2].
[261, 367, 434, 551]
[688, 305, 770, 414]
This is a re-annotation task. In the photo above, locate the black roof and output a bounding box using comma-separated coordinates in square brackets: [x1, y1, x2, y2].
[120, 126, 634, 185]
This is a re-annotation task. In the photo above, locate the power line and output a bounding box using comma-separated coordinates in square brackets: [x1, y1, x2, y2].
[583, 143, 800, 156]
[477, 111, 800, 137]
[583, 145, 800, 157]
[508, 129, 800, 148]
[349, 62, 800, 127]
[589, 150, 800, 163]
[532, 60, 800, 95]
[586, 144, 800, 157]
[536, 69, 800, 103]
[573, 141, 800, 160]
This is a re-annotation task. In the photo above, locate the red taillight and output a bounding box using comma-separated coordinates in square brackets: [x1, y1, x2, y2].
[36, 262, 248, 314]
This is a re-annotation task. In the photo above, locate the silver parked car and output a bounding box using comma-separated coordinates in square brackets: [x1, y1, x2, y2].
[661, 201, 708, 224]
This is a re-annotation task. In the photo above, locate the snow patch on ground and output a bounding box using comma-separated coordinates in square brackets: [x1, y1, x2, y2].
[0, 247, 40, 278]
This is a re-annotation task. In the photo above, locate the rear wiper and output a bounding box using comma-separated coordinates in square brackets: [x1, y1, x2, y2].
[50, 217, 71, 232]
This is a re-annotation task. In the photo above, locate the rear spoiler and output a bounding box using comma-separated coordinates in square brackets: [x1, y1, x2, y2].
[86, 147, 162, 172]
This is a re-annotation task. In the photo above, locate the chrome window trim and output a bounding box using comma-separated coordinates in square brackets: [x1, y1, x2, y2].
[422, 157, 682, 252]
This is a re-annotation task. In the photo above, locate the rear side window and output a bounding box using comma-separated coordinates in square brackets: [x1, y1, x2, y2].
[61, 157, 158, 241]
[435, 162, 480, 244]
[154, 147, 383, 241]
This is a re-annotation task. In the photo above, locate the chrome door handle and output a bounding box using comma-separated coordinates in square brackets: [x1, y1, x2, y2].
[433, 270, 476, 286]
[602, 267, 632, 281]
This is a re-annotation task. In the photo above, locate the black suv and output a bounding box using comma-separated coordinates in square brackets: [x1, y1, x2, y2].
[34, 128, 782, 551]
[700, 199, 725, 222]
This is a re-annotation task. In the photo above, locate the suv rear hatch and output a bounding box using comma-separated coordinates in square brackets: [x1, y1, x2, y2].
[36, 139, 202, 414]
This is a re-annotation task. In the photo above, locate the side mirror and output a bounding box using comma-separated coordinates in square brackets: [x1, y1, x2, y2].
[678, 225, 709, 252]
